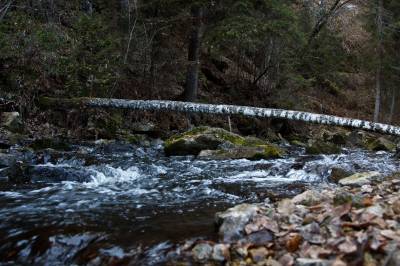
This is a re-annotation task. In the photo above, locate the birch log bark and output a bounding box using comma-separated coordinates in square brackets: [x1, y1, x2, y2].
[39, 97, 400, 136]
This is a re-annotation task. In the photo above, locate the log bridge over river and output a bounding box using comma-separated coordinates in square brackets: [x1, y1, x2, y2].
[40, 97, 400, 136]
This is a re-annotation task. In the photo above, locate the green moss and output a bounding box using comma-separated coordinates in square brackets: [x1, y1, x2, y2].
[290, 140, 307, 147]
[365, 137, 395, 152]
[306, 140, 341, 155]
[215, 131, 246, 146]
[167, 126, 209, 143]
[165, 127, 286, 158]
[252, 144, 285, 159]
[123, 134, 147, 144]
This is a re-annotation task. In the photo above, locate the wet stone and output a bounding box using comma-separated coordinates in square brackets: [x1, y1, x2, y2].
[192, 243, 213, 261]
[244, 230, 274, 246]
[339, 172, 381, 186]
[212, 244, 230, 262]
[296, 258, 331, 266]
[215, 204, 263, 242]
[248, 247, 269, 263]
[329, 167, 354, 183]
[0, 153, 17, 167]
[301, 222, 325, 244]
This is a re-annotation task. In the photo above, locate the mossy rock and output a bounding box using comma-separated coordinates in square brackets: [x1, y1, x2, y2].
[29, 138, 72, 151]
[322, 130, 349, 145]
[290, 140, 307, 147]
[164, 127, 284, 157]
[347, 131, 376, 149]
[306, 140, 341, 155]
[165, 127, 242, 156]
[365, 137, 396, 152]
[198, 144, 284, 160]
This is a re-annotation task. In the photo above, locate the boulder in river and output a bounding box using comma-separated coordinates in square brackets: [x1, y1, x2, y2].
[164, 126, 284, 158]
[346, 130, 394, 152]
[339, 171, 381, 186]
[365, 137, 396, 152]
[305, 140, 341, 155]
[198, 145, 284, 160]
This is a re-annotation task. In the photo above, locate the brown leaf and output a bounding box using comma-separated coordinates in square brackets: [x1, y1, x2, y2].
[286, 233, 302, 252]
[362, 197, 374, 207]
[332, 203, 352, 218]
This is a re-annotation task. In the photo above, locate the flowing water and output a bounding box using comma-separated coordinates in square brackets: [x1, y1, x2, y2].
[0, 140, 399, 265]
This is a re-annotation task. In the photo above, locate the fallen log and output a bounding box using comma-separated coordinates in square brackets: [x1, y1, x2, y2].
[39, 97, 400, 136]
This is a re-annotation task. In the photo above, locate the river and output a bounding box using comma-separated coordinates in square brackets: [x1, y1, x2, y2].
[0, 140, 398, 265]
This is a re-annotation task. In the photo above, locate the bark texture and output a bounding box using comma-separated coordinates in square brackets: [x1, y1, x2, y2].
[39, 97, 400, 136]
[183, 6, 203, 102]
[374, 0, 383, 122]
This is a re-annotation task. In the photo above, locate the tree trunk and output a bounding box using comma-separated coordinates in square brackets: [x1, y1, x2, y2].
[183, 5, 203, 102]
[374, 0, 383, 122]
[39, 97, 400, 136]
[389, 88, 396, 123]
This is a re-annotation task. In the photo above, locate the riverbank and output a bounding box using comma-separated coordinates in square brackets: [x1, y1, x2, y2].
[163, 173, 400, 266]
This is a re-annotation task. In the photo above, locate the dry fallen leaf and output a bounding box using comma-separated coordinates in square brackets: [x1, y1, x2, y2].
[380, 230, 400, 242]
[286, 233, 302, 253]
[337, 237, 357, 254]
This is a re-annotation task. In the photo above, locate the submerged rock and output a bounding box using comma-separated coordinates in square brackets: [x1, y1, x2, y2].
[164, 126, 284, 158]
[339, 171, 381, 186]
[305, 140, 341, 155]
